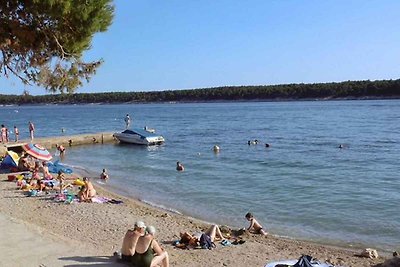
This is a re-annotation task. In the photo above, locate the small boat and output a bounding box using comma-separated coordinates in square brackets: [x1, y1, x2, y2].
[113, 129, 165, 145]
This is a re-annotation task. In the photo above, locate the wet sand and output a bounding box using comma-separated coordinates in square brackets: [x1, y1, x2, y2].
[0, 173, 387, 267]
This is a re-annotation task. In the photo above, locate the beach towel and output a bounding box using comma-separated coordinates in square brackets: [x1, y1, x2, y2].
[90, 196, 124, 204]
[91, 196, 111, 203]
[265, 255, 334, 267]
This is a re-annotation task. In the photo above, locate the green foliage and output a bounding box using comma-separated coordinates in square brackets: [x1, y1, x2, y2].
[0, 79, 399, 105]
[0, 0, 114, 93]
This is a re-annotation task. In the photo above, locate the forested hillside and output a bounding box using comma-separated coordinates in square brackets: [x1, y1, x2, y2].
[1, 79, 399, 105]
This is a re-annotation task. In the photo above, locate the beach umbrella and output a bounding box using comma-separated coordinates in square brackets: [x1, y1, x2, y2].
[22, 143, 53, 161]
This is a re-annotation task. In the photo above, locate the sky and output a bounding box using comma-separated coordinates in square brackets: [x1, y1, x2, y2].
[1, 0, 400, 95]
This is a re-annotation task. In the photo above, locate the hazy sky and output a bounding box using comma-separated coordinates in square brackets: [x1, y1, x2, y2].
[1, 0, 400, 95]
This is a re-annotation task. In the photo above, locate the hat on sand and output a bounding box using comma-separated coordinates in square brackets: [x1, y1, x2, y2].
[134, 221, 146, 229]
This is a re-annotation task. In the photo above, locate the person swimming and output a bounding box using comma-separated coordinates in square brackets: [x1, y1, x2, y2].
[213, 145, 220, 153]
[176, 161, 184, 172]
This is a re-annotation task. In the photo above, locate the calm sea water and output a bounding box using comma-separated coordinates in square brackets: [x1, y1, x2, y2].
[1, 100, 399, 251]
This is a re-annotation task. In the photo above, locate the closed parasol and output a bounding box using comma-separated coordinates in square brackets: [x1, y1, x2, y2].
[22, 143, 52, 161]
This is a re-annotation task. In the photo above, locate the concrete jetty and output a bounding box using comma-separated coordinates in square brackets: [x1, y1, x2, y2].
[0, 132, 117, 155]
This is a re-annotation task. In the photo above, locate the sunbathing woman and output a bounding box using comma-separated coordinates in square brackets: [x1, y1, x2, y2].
[79, 177, 96, 202]
[179, 224, 225, 248]
[132, 225, 169, 267]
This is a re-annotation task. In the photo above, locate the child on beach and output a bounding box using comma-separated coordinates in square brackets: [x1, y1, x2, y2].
[57, 170, 65, 194]
[100, 168, 109, 180]
[245, 212, 267, 236]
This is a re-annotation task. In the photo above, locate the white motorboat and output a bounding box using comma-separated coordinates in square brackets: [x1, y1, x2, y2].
[113, 129, 165, 145]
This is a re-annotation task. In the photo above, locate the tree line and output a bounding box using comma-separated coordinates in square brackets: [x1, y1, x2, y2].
[1, 79, 399, 105]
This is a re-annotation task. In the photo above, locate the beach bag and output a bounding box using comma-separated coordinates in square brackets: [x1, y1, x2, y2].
[199, 233, 215, 250]
[292, 255, 314, 267]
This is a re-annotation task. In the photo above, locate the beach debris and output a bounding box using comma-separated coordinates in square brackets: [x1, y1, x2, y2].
[393, 251, 399, 257]
[359, 248, 379, 259]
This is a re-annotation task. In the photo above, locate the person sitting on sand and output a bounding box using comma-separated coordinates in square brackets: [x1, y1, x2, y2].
[100, 168, 109, 180]
[42, 162, 53, 180]
[121, 221, 146, 262]
[179, 224, 225, 248]
[132, 225, 169, 267]
[36, 179, 48, 192]
[57, 170, 66, 194]
[79, 177, 96, 202]
[18, 153, 35, 171]
[176, 161, 184, 172]
[29, 165, 41, 187]
[245, 212, 267, 236]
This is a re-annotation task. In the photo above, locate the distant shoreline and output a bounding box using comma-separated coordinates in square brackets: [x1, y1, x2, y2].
[1, 95, 399, 107]
[1, 79, 400, 105]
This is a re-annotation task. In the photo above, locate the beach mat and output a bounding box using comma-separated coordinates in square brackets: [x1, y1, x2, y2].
[265, 259, 334, 267]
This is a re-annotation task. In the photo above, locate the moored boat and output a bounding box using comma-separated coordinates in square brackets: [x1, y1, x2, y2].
[113, 129, 165, 145]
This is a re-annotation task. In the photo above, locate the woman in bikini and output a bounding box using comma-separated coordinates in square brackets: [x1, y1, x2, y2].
[131, 225, 169, 267]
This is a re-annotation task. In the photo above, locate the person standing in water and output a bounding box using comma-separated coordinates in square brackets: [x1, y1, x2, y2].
[14, 126, 19, 142]
[28, 121, 35, 141]
[125, 114, 131, 129]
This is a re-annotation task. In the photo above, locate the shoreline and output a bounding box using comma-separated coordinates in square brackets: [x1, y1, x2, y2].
[0, 172, 389, 266]
[71, 160, 393, 254]
[1, 95, 400, 106]
[1, 133, 396, 257]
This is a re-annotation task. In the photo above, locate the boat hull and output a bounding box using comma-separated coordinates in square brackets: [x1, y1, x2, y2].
[113, 130, 165, 145]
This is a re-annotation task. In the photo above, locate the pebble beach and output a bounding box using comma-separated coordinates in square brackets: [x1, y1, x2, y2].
[0, 171, 388, 267]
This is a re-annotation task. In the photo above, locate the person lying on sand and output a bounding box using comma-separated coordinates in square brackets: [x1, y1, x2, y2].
[245, 212, 267, 236]
[132, 225, 169, 267]
[121, 221, 146, 262]
[179, 224, 226, 248]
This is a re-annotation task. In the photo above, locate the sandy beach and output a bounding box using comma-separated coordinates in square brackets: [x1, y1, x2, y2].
[0, 171, 389, 267]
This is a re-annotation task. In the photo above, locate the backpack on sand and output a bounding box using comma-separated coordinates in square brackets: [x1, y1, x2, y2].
[199, 233, 215, 250]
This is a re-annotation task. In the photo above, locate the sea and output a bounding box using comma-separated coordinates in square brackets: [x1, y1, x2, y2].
[1, 100, 399, 252]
